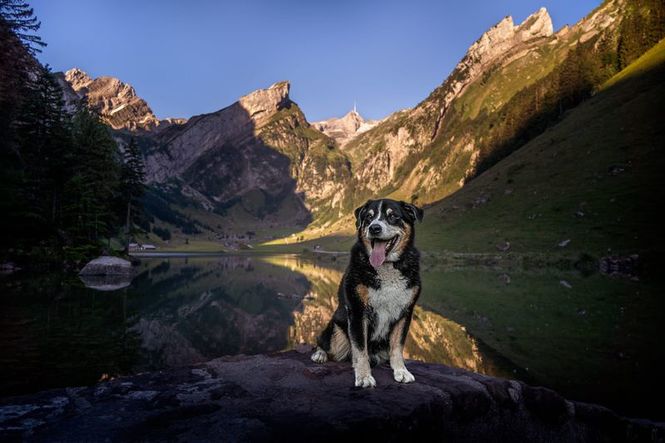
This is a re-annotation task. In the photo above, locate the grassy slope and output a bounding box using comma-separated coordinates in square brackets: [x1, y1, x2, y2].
[418, 38, 665, 258]
[262, 40, 665, 256]
[415, 40, 665, 418]
[255, 43, 665, 417]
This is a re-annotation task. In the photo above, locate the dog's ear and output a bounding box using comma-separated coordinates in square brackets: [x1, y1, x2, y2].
[354, 200, 372, 229]
[400, 201, 424, 223]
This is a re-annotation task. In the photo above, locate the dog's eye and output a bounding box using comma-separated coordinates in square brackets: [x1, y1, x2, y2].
[388, 213, 400, 222]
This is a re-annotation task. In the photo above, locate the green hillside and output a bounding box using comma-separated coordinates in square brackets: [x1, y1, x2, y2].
[412, 42, 665, 417]
[418, 38, 665, 258]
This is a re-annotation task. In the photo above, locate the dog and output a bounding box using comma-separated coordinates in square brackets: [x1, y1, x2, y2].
[311, 198, 423, 388]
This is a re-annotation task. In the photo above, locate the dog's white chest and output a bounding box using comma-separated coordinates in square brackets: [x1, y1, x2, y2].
[368, 265, 413, 340]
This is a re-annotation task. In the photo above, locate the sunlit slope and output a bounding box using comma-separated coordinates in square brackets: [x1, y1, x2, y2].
[417, 39, 665, 257]
[298, 1, 629, 236]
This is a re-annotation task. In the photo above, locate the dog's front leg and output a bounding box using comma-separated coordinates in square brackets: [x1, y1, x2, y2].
[389, 313, 415, 383]
[347, 309, 375, 388]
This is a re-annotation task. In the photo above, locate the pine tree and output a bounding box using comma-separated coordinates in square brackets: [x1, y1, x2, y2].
[10, 65, 70, 240]
[120, 137, 145, 247]
[65, 107, 121, 243]
[0, 0, 45, 53]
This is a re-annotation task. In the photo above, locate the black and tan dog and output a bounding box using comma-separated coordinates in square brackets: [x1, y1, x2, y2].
[311, 198, 423, 388]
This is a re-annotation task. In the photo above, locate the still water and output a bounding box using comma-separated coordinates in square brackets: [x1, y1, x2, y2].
[1, 254, 663, 420]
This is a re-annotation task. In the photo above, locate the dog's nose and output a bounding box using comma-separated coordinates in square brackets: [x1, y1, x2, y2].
[369, 224, 382, 236]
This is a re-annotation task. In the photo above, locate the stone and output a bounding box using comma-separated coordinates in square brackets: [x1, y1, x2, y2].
[78, 256, 133, 276]
[78, 274, 133, 291]
[0, 352, 662, 441]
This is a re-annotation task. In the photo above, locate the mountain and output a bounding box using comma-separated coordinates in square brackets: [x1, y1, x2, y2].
[55, 68, 186, 131]
[418, 36, 665, 256]
[312, 109, 382, 146]
[56, 67, 356, 243]
[334, 2, 613, 212]
[141, 80, 350, 230]
[57, 0, 663, 249]
[291, 0, 637, 238]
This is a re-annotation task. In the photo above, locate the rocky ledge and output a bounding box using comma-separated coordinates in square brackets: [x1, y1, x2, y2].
[1, 350, 662, 442]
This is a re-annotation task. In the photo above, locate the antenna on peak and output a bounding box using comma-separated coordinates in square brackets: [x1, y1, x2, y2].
[353, 101, 357, 113]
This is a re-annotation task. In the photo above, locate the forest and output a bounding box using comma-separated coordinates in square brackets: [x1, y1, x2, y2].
[0, 1, 145, 267]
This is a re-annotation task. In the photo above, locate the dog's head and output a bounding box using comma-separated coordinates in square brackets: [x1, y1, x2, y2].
[354, 199, 423, 269]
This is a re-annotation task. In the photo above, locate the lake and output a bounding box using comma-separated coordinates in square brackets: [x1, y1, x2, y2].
[1, 254, 662, 420]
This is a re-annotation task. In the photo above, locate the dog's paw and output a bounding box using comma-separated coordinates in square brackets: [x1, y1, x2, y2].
[393, 367, 415, 384]
[354, 373, 376, 388]
[311, 348, 328, 364]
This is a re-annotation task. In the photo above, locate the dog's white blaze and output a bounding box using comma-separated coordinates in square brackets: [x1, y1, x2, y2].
[368, 265, 413, 340]
[365, 201, 384, 235]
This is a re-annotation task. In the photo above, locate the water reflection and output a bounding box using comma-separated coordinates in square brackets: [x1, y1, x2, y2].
[263, 255, 510, 376]
[2, 254, 661, 419]
[0, 255, 512, 397]
[128, 256, 308, 370]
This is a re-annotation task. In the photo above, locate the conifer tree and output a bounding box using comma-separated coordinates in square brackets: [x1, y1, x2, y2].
[11, 65, 70, 239]
[0, 0, 45, 53]
[120, 137, 145, 245]
[66, 107, 121, 243]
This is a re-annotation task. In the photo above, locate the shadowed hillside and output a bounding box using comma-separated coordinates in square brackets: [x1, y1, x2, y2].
[418, 38, 665, 258]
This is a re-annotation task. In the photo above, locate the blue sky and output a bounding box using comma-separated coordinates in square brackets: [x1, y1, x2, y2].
[32, 0, 600, 121]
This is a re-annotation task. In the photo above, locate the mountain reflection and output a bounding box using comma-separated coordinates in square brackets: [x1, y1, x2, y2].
[128, 255, 308, 371]
[263, 255, 507, 376]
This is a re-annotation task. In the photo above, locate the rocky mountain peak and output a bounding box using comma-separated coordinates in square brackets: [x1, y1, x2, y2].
[466, 7, 552, 68]
[61, 68, 161, 131]
[418, 6, 554, 142]
[518, 7, 554, 39]
[313, 108, 381, 146]
[237, 81, 291, 127]
[64, 67, 93, 90]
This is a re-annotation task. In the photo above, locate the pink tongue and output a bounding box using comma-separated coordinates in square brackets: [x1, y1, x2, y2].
[369, 241, 387, 269]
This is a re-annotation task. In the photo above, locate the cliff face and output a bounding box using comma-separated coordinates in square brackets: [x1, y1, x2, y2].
[144, 81, 292, 184]
[141, 81, 351, 225]
[1, 351, 662, 441]
[60, 68, 162, 131]
[57, 67, 356, 234]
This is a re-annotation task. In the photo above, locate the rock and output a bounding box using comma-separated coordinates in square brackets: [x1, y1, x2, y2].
[558, 239, 571, 248]
[560, 280, 572, 289]
[0, 262, 20, 274]
[78, 274, 133, 291]
[599, 254, 640, 278]
[0, 351, 662, 441]
[78, 256, 133, 276]
[608, 164, 627, 175]
[498, 273, 511, 285]
[496, 241, 511, 252]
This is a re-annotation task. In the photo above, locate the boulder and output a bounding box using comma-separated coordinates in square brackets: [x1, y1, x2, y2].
[78, 274, 133, 291]
[78, 256, 133, 276]
[0, 350, 662, 441]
